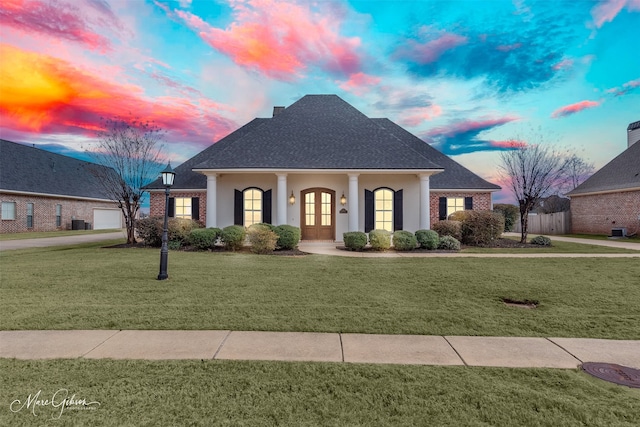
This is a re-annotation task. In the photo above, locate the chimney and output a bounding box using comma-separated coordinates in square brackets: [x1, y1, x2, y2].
[272, 106, 285, 117]
[628, 120, 640, 148]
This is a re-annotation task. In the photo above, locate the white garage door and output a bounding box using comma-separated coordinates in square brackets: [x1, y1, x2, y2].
[93, 209, 122, 230]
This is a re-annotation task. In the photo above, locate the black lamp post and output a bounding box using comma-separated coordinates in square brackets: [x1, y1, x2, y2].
[158, 162, 175, 280]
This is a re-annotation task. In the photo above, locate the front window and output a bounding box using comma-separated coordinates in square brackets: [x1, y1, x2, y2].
[243, 188, 262, 227]
[56, 204, 62, 227]
[26, 203, 34, 228]
[174, 197, 192, 219]
[1, 201, 16, 220]
[374, 189, 393, 232]
[447, 197, 465, 218]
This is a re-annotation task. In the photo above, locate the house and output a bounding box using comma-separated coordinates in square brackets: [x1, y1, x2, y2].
[0, 139, 123, 233]
[146, 95, 500, 240]
[567, 121, 640, 236]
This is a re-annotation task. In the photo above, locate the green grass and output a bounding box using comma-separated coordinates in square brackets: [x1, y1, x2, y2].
[0, 228, 122, 241]
[463, 238, 640, 253]
[1, 359, 638, 426]
[561, 233, 640, 243]
[2, 242, 639, 338]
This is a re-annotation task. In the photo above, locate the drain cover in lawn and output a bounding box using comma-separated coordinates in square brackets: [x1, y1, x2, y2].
[581, 362, 640, 388]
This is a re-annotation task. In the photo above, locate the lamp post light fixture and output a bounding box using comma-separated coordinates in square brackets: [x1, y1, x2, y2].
[158, 162, 175, 281]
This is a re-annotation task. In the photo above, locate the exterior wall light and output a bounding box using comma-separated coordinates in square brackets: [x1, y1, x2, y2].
[340, 192, 347, 205]
[289, 191, 296, 205]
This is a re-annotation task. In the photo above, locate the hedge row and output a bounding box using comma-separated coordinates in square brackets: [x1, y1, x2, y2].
[342, 229, 460, 252]
[135, 219, 300, 252]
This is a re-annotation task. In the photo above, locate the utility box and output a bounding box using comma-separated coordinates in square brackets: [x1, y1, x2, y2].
[71, 219, 85, 230]
[611, 228, 627, 237]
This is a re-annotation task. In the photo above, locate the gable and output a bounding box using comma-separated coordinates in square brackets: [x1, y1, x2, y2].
[567, 141, 640, 195]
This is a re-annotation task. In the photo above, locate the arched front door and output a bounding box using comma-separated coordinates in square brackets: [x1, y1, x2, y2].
[301, 188, 335, 240]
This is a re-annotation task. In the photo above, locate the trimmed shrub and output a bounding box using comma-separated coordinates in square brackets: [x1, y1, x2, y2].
[168, 218, 202, 243]
[438, 235, 461, 251]
[135, 217, 202, 247]
[530, 235, 552, 246]
[393, 230, 417, 251]
[369, 229, 391, 251]
[188, 228, 219, 250]
[168, 240, 182, 250]
[448, 210, 470, 222]
[135, 217, 163, 247]
[460, 210, 505, 246]
[415, 229, 439, 250]
[247, 227, 278, 254]
[494, 204, 519, 232]
[343, 232, 368, 251]
[274, 225, 301, 250]
[221, 225, 246, 251]
[432, 220, 462, 241]
[250, 223, 275, 232]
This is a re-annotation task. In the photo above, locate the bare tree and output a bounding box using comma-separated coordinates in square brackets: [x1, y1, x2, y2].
[87, 117, 165, 244]
[562, 153, 594, 193]
[498, 144, 570, 243]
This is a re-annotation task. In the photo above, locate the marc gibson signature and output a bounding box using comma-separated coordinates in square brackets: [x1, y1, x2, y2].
[10, 389, 100, 419]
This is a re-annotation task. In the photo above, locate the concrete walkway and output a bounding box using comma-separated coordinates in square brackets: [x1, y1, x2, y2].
[1, 330, 639, 369]
[0, 230, 127, 251]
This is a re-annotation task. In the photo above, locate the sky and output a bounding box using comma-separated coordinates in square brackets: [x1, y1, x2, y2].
[1, 0, 639, 204]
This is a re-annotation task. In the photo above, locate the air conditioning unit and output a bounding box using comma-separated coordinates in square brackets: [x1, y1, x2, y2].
[611, 228, 627, 237]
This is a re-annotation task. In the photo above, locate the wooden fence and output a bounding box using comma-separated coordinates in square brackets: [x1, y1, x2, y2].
[512, 212, 571, 235]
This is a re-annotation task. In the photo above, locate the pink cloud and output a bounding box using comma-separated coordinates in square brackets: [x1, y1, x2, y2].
[395, 32, 468, 64]
[591, 0, 640, 28]
[173, 0, 362, 80]
[496, 43, 522, 52]
[489, 140, 527, 149]
[427, 116, 519, 138]
[551, 100, 601, 118]
[397, 106, 443, 127]
[338, 72, 381, 95]
[607, 77, 640, 96]
[552, 58, 574, 71]
[0, 0, 119, 52]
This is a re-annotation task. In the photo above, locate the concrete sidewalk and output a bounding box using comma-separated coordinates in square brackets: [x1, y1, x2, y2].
[0, 230, 126, 251]
[1, 330, 639, 369]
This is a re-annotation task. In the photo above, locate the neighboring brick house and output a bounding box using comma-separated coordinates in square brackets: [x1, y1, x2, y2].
[567, 123, 640, 236]
[1, 139, 123, 233]
[146, 95, 500, 240]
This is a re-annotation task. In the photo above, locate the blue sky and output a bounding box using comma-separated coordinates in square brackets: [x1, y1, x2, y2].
[1, 0, 638, 203]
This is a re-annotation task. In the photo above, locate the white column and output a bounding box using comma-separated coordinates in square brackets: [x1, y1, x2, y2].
[206, 174, 217, 227]
[276, 173, 287, 225]
[419, 174, 430, 230]
[348, 173, 359, 232]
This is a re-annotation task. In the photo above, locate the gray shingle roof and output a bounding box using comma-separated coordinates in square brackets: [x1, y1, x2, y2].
[193, 95, 443, 170]
[0, 139, 114, 200]
[146, 94, 500, 191]
[567, 141, 640, 195]
[372, 119, 501, 190]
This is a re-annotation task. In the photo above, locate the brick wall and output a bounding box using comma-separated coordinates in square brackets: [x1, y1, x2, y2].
[0, 192, 119, 233]
[570, 190, 640, 235]
[149, 191, 206, 221]
[429, 192, 493, 228]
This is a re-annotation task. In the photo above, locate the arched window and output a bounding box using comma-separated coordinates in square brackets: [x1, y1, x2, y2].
[243, 188, 262, 227]
[374, 188, 393, 232]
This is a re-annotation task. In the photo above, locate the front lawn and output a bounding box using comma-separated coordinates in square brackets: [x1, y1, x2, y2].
[1, 242, 639, 338]
[0, 228, 122, 241]
[2, 359, 639, 426]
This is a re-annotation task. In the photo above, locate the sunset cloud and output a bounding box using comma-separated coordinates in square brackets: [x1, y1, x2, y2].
[606, 78, 640, 96]
[0, 0, 120, 52]
[425, 116, 522, 155]
[394, 32, 468, 65]
[338, 72, 381, 95]
[551, 100, 601, 118]
[172, 0, 362, 80]
[0, 44, 236, 146]
[397, 105, 442, 127]
[590, 0, 640, 28]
